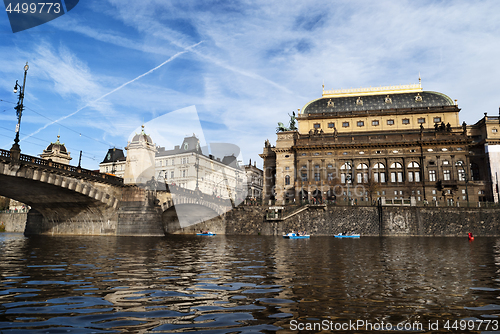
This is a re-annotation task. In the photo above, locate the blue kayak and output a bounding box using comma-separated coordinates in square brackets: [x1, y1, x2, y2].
[283, 233, 310, 239]
[197, 232, 216, 236]
[334, 234, 360, 238]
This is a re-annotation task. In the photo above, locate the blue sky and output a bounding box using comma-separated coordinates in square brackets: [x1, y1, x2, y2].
[1, 0, 500, 170]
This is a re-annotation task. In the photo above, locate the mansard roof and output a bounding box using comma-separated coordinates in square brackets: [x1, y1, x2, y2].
[301, 83, 455, 115]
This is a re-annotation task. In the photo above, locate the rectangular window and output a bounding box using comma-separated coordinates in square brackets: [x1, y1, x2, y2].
[418, 118, 426, 124]
[171, 171, 174, 178]
[357, 173, 362, 183]
[408, 171, 414, 182]
[434, 117, 441, 123]
[357, 121, 364, 127]
[402, 119, 410, 124]
[380, 172, 386, 183]
[391, 172, 396, 183]
[314, 123, 321, 129]
[458, 170, 465, 181]
[415, 172, 420, 182]
[342, 122, 349, 127]
[314, 173, 320, 181]
[341, 174, 346, 183]
[301, 172, 308, 182]
[327, 173, 333, 181]
[443, 170, 451, 181]
[432, 189, 436, 194]
[397, 172, 403, 182]
[328, 123, 335, 128]
[387, 119, 394, 125]
[372, 120, 379, 126]
[429, 170, 436, 182]
[182, 170, 186, 177]
[374, 173, 379, 183]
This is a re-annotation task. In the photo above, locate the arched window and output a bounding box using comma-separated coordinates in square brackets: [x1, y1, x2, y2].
[407, 161, 420, 182]
[390, 162, 403, 182]
[340, 162, 352, 170]
[390, 162, 403, 168]
[357, 163, 369, 183]
[340, 162, 352, 183]
[373, 162, 385, 183]
[285, 175, 290, 185]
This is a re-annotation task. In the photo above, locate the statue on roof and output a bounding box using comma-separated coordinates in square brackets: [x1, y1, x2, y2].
[462, 121, 467, 134]
[446, 123, 452, 132]
[276, 122, 289, 133]
[288, 111, 297, 131]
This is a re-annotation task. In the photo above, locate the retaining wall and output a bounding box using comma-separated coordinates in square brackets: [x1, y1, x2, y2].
[0, 212, 26, 233]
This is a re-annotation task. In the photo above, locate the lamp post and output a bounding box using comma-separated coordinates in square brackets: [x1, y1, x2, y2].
[457, 161, 469, 207]
[10, 62, 29, 159]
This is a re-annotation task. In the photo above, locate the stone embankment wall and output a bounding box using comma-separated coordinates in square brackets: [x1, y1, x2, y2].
[0, 212, 27, 232]
[3, 204, 500, 236]
[225, 205, 500, 236]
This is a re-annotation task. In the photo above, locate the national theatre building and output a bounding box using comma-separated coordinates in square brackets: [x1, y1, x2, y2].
[260, 81, 500, 206]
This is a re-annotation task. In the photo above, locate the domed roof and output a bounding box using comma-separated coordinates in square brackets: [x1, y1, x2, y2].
[131, 125, 153, 145]
[301, 83, 455, 115]
[44, 135, 68, 154]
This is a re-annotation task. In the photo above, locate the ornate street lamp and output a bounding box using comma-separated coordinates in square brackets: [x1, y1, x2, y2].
[10, 62, 29, 159]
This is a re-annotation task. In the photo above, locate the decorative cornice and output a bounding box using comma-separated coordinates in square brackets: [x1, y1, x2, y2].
[322, 83, 422, 98]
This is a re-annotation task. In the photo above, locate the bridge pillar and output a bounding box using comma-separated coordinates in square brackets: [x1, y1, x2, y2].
[116, 187, 164, 236]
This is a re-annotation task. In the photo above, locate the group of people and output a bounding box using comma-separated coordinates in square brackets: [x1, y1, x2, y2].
[292, 230, 307, 236]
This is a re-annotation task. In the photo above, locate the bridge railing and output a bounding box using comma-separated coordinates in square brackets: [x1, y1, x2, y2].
[0, 148, 123, 186]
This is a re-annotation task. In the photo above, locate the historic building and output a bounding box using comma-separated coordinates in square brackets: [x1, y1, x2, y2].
[99, 128, 256, 201]
[261, 81, 496, 205]
[39, 135, 72, 165]
[243, 159, 264, 200]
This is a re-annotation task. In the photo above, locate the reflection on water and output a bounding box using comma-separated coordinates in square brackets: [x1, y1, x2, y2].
[0, 233, 499, 333]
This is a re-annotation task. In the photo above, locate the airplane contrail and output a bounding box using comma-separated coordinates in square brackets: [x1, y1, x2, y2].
[23, 41, 203, 141]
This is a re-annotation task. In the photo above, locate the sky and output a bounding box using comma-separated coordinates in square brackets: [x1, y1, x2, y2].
[1, 0, 499, 170]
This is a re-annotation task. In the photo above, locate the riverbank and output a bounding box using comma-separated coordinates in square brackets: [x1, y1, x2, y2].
[3, 205, 500, 236]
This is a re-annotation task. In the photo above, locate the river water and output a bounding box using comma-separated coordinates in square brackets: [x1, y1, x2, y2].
[1, 233, 500, 333]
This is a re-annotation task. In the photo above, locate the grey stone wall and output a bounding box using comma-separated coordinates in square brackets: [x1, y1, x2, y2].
[0, 212, 26, 232]
[225, 205, 500, 237]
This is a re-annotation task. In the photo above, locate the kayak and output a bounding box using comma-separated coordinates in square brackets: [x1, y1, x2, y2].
[197, 232, 216, 236]
[283, 233, 310, 239]
[334, 234, 360, 238]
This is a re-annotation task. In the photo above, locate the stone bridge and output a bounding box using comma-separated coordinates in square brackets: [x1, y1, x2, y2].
[0, 149, 232, 236]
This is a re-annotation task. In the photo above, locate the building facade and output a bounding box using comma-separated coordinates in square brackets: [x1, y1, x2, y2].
[39, 135, 72, 165]
[261, 82, 495, 206]
[243, 159, 264, 200]
[99, 130, 256, 201]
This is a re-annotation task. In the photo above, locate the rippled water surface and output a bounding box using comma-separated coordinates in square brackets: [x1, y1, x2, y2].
[1, 233, 500, 333]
